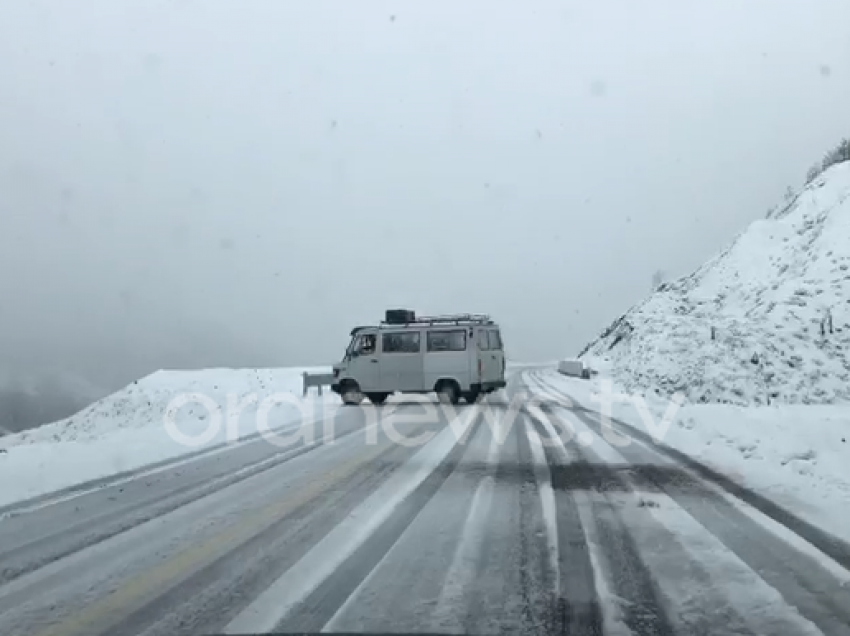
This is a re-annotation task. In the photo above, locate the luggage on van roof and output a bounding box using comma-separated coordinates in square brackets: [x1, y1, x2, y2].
[385, 309, 416, 324]
[382, 310, 494, 327]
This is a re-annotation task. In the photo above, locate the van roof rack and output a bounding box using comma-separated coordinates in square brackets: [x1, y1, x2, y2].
[379, 313, 493, 327]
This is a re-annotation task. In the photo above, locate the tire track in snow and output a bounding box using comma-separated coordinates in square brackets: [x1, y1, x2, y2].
[530, 371, 850, 635]
[561, 403, 824, 636]
[426, 415, 503, 631]
[533, 369, 850, 574]
[100, 432, 418, 636]
[524, 418, 606, 636]
[224, 407, 480, 634]
[571, 404, 850, 635]
[523, 373, 673, 636]
[0, 421, 363, 585]
[512, 372, 607, 635]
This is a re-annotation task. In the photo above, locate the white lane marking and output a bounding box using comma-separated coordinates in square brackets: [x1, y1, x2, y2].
[523, 421, 560, 599]
[567, 416, 828, 636]
[224, 407, 480, 634]
[428, 418, 504, 630]
[532, 409, 632, 636]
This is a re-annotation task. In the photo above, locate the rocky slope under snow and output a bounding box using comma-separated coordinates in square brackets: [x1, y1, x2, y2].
[581, 162, 850, 406]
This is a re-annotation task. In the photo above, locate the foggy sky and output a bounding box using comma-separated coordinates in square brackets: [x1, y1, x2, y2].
[2, 0, 849, 392]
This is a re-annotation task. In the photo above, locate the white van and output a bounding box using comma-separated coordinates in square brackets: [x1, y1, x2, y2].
[331, 312, 506, 405]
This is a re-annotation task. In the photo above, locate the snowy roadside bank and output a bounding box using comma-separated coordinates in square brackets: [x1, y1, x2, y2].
[540, 370, 850, 546]
[579, 162, 850, 407]
[0, 367, 340, 509]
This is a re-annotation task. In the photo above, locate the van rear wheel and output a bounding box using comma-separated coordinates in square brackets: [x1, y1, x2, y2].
[436, 381, 460, 405]
[463, 391, 480, 404]
[367, 392, 389, 405]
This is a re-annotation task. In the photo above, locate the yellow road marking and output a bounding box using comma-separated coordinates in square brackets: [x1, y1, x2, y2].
[33, 437, 392, 636]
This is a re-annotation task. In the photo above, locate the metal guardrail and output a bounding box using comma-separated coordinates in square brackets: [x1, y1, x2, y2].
[302, 371, 335, 396]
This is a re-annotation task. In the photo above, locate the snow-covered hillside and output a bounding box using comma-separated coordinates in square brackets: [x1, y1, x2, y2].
[0, 367, 338, 507]
[2, 367, 334, 447]
[581, 161, 850, 405]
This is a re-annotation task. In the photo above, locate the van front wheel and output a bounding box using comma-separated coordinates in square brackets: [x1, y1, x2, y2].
[340, 381, 363, 405]
[436, 381, 460, 405]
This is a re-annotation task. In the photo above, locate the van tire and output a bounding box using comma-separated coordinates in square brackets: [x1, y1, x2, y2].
[342, 392, 362, 405]
[436, 381, 460, 405]
[340, 381, 362, 405]
[463, 391, 480, 404]
[367, 392, 389, 405]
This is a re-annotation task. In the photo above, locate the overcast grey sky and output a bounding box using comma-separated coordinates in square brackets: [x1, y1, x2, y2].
[1, 0, 849, 390]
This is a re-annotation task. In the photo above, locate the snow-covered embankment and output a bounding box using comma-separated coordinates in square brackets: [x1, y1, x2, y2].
[0, 367, 338, 508]
[582, 162, 850, 406]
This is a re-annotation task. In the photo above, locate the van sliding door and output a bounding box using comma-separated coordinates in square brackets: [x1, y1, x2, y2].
[380, 331, 424, 392]
[424, 328, 471, 392]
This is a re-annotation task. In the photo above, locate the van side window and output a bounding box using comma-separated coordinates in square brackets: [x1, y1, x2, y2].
[488, 330, 503, 350]
[382, 332, 421, 353]
[427, 330, 466, 352]
[478, 329, 491, 351]
[357, 333, 376, 354]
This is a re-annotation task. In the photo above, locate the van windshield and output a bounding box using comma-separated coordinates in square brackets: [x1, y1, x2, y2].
[345, 335, 358, 357]
[346, 332, 376, 357]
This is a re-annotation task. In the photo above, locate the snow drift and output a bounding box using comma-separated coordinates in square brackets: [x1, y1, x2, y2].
[2, 367, 335, 448]
[0, 367, 338, 507]
[581, 162, 850, 405]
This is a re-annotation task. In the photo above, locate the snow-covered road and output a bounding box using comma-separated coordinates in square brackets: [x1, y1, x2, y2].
[1, 371, 849, 636]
